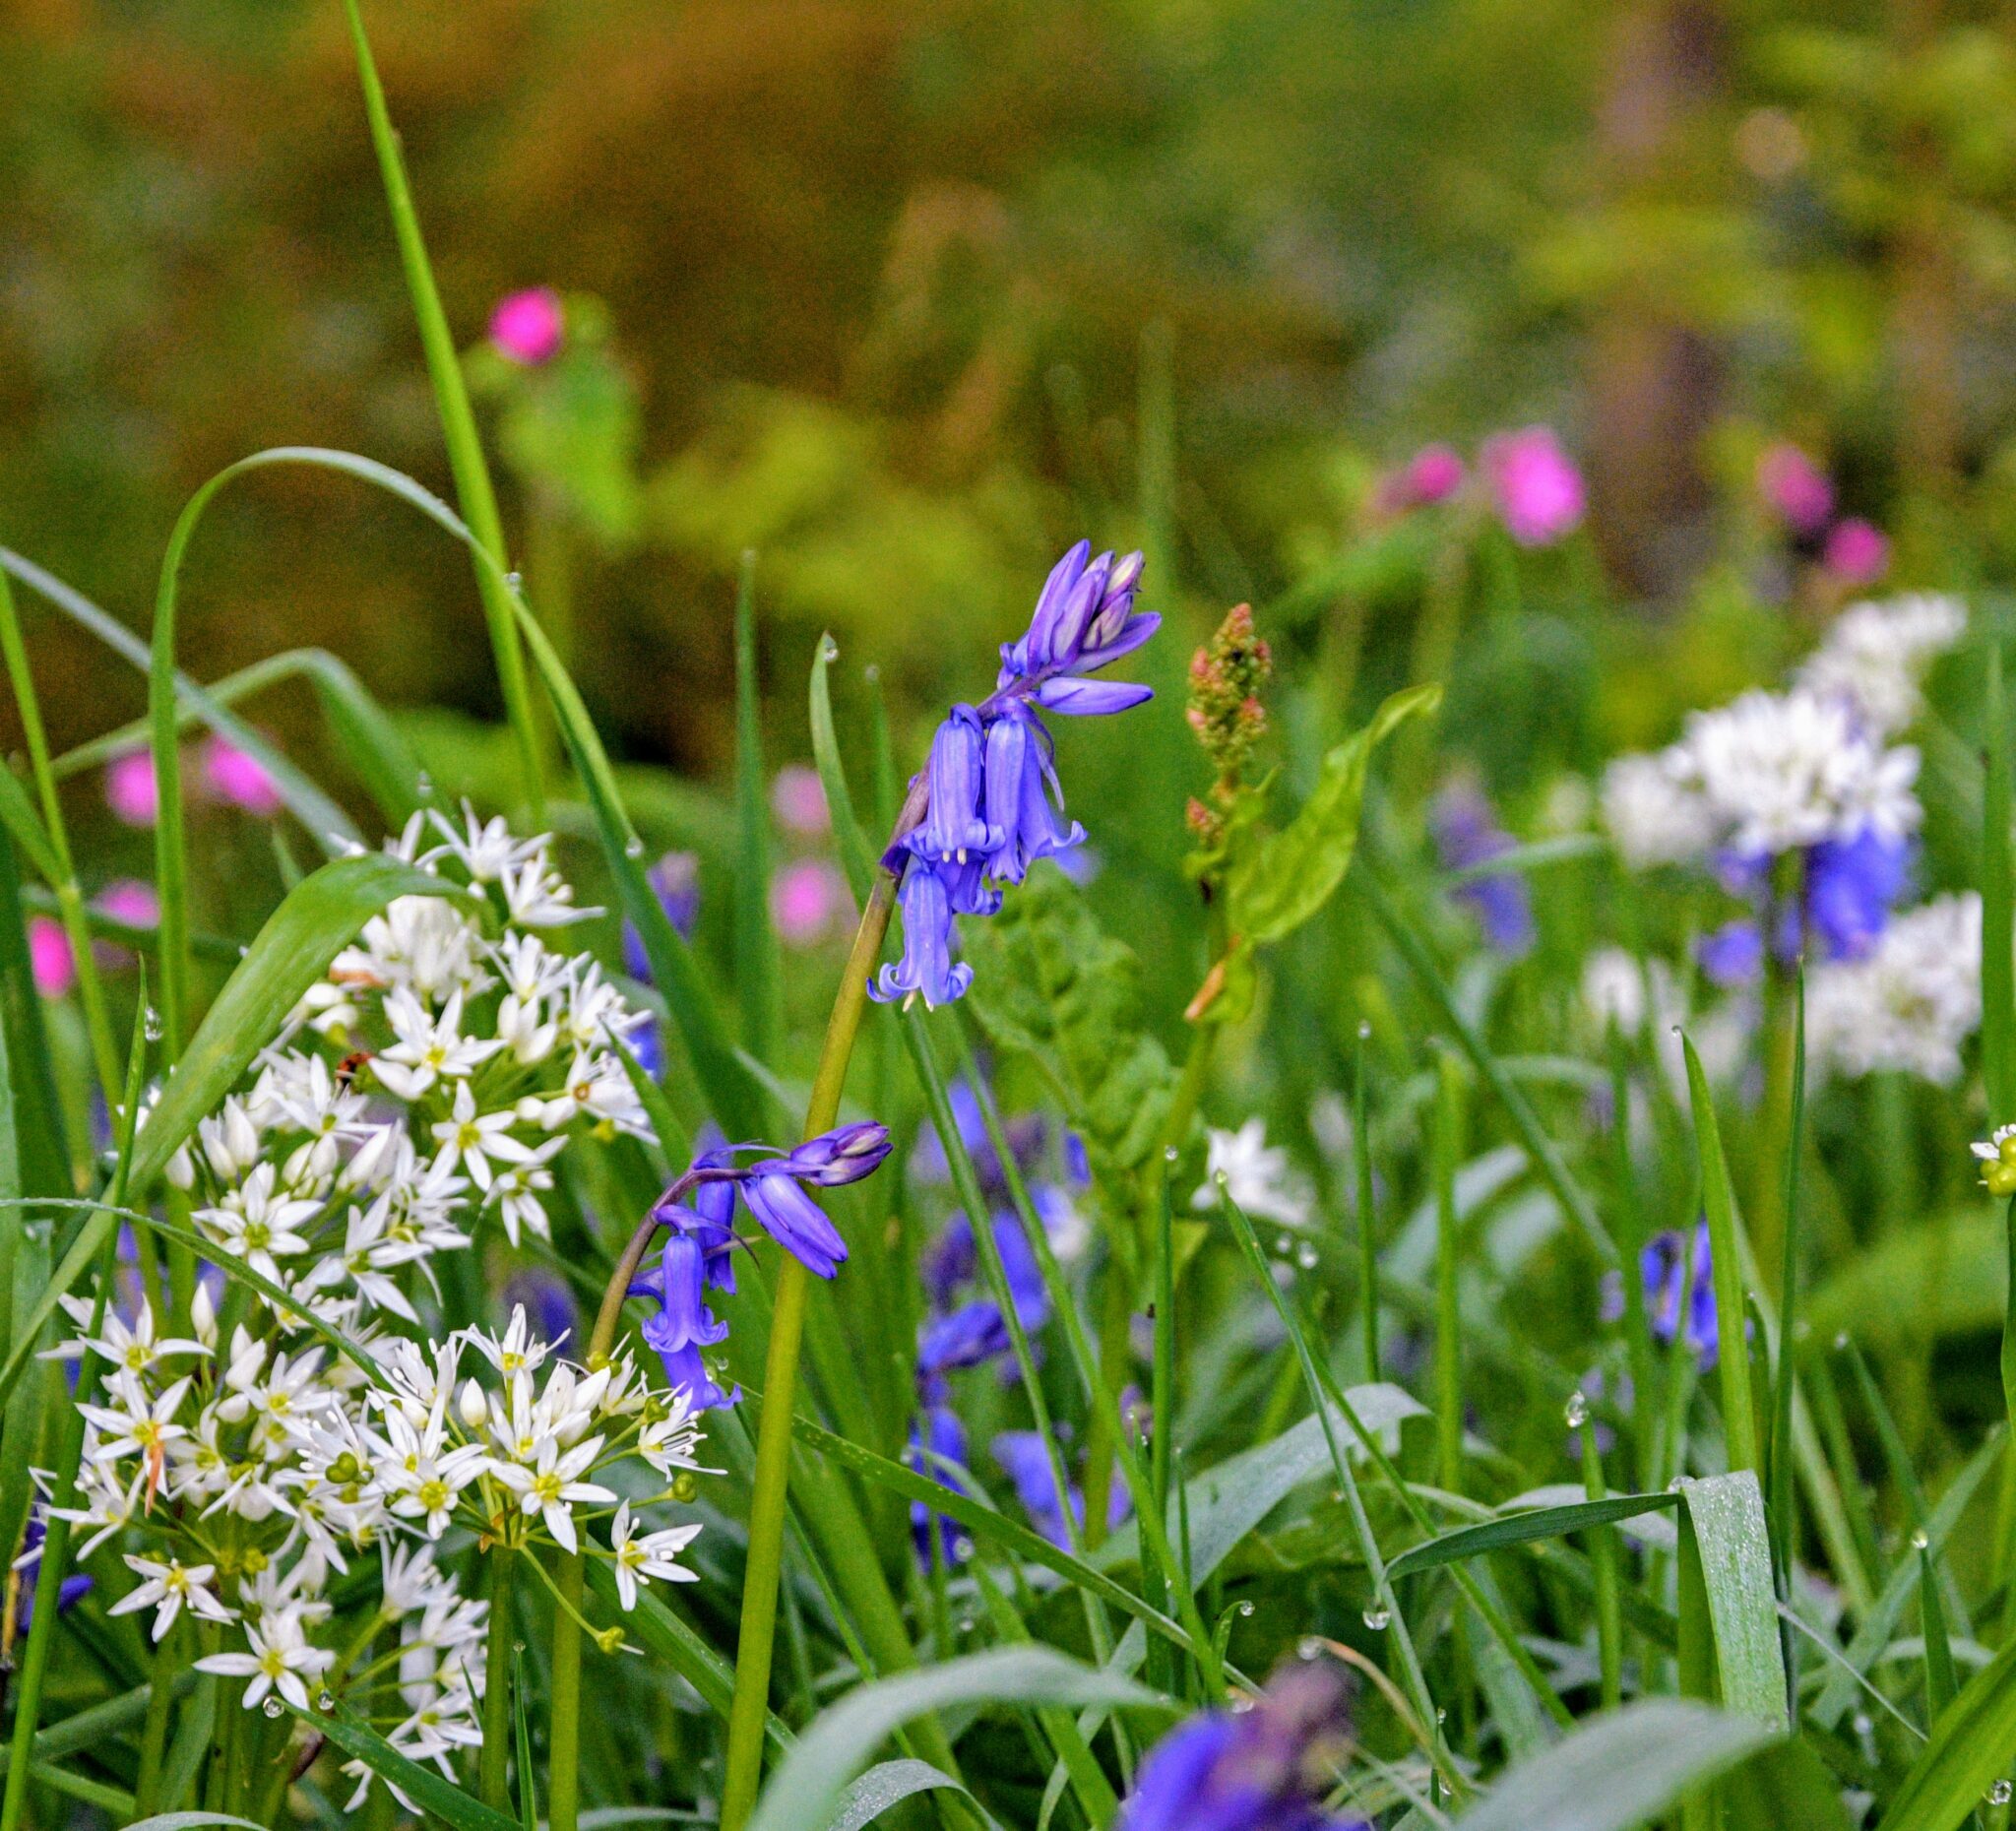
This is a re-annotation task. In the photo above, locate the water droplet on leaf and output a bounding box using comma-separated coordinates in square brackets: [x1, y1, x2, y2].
[1296, 1636, 1322, 1660]
[316, 1690, 336, 1714]
[1295, 1242, 1319, 1270]
[1989, 1780, 2012, 1806]
[1357, 1020, 1372, 1041]
[1564, 1391, 1590, 1428]
[143, 1005, 162, 1041]
[1911, 1528, 1929, 1550]
[1236, 1601, 1255, 1617]
[820, 637, 840, 663]
[1362, 1607, 1391, 1631]
[505, 571, 523, 592]
[624, 836, 646, 858]
[262, 1695, 284, 1718]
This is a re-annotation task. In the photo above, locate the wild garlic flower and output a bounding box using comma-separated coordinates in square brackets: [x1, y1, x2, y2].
[1804, 893, 1983, 1085]
[1795, 594, 1967, 738]
[1975, 1124, 2016, 1198]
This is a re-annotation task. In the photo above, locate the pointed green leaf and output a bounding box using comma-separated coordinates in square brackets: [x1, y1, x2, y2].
[1876, 1634, 2016, 1831]
[1387, 1492, 1683, 1580]
[1679, 1472, 1788, 1732]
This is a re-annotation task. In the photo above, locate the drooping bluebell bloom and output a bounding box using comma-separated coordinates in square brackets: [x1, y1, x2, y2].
[1643, 1221, 1719, 1366]
[921, 1207, 1051, 1332]
[907, 1404, 972, 1568]
[1431, 778, 1534, 958]
[993, 1430, 1131, 1547]
[630, 1231, 737, 1412]
[1120, 1662, 1362, 1831]
[740, 1171, 850, 1280]
[622, 851, 700, 981]
[870, 542, 1156, 1009]
[916, 1303, 1011, 1401]
[770, 1121, 894, 1187]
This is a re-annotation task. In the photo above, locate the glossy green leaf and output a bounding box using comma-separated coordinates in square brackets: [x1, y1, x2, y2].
[1227, 682, 1439, 947]
[746, 1648, 1152, 1831]
[1452, 1700, 1780, 1831]
[1387, 1491, 1683, 1580]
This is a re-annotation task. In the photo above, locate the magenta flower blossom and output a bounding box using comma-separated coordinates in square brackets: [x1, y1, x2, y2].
[771, 858, 847, 947]
[1372, 443, 1467, 516]
[1822, 518, 1890, 586]
[28, 917, 73, 999]
[104, 751, 159, 827]
[1480, 426, 1585, 547]
[490, 287, 564, 365]
[770, 765, 830, 837]
[1756, 442, 1834, 536]
[202, 736, 282, 816]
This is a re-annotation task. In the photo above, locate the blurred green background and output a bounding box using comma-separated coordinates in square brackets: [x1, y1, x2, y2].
[9, 0, 2016, 784]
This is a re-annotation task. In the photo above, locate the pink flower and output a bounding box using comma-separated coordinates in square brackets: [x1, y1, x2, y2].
[1756, 443, 1834, 537]
[104, 751, 158, 827]
[771, 765, 830, 838]
[1822, 518, 1890, 586]
[770, 859, 848, 948]
[1373, 444, 1467, 516]
[93, 880, 158, 970]
[28, 916, 73, 999]
[202, 736, 282, 816]
[490, 288, 564, 365]
[1480, 426, 1586, 547]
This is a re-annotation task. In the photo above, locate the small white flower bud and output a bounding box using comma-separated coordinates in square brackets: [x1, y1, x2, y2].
[191, 1280, 217, 1349]
[457, 1379, 488, 1429]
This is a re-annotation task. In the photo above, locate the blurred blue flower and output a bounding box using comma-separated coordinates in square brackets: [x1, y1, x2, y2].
[622, 851, 700, 981]
[907, 1404, 972, 1569]
[1643, 1221, 1719, 1365]
[1120, 1662, 1362, 1831]
[15, 1511, 93, 1636]
[992, 1430, 1130, 1547]
[1432, 779, 1533, 957]
[1710, 824, 1912, 979]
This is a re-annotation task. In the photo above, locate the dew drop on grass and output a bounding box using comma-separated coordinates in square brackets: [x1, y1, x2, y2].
[1990, 1780, 2012, 1805]
[1295, 1242, 1319, 1270]
[820, 637, 840, 663]
[1563, 1391, 1589, 1428]
[1296, 1636, 1322, 1660]
[262, 1695, 284, 1718]
[1911, 1528, 1929, 1550]
[953, 1537, 975, 1565]
[1362, 1607, 1391, 1631]
[1357, 1020, 1372, 1041]
[143, 1005, 163, 1041]
[1274, 1233, 1294, 1259]
[624, 836, 646, 858]
[414, 771, 433, 799]
[505, 571, 523, 592]
[1236, 1601, 1255, 1617]
[316, 1690, 336, 1714]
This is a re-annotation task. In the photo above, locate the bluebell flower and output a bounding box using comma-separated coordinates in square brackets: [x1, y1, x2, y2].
[771, 1121, 894, 1187]
[1121, 1662, 1362, 1831]
[15, 1511, 92, 1636]
[630, 1231, 737, 1412]
[907, 1404, 972, 1568]
[912, 1078, 1047, 1196]
[993, 1430, 1130, 1547]
[1698, 919, 1764, 989]
[622, 851, 700, 980]
[503, 1268, 576, 1346]
[1432, 779, 1534, 957]
[1710, 823, 1912, 975]
[740, 1171, 850, 1280]
[870, 542, 1156, 1009]
[1643, 1221, 1718, 1365]
[917, 1303, 1011, 1402]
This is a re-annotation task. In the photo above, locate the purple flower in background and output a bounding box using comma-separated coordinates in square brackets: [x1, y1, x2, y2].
[917, 1303, 1012, 1397]
[908, 1405, 972, 1568]
[1643, 1222, 1719, 1365]
[1756, 443, 1835, 537]
[1431, 778, 1534, 957]
[202, 736, 282, 816]
[491, 287, 565, 365]
[912, 1079, 1048, 1197]
[503, 1268, 576, 1346]
[629, 1231, 737, 1412]
[623, 852, 700, 981]
[1803, 825, 1911, 961]
[871, 543, 1156, 1009]
[29, 916, 73, 999]
[1120, 1662, 1361, 1831]
[1822, 518, 1890, 587]
[104, 751, 158, 827]
[1697, 919, 1764, 988]
[15, 1512, 93, 1635]
[1480, 426, 1585, 547]
[993, 1431, 1129, 1547]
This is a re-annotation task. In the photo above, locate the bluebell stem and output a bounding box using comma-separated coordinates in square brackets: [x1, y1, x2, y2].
[1120, 1661, 1363, 1831]
[870, 541, 1156, 1008]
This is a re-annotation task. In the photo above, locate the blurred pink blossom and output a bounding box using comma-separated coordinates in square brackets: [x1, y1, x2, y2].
[1480, 427, 1585, 546]
[28, 916, 73, 998]
[1372, 444, 1467, 516]
[202, 735, 282, 816]
[94, 880, 158, 969]
[1822, 518, 1890, 586]
[771, 765, 830, 838]
[770, 858, 848, 948]
[104, 750, 158, 827]
[1755, 443, 1834, 536]
[490, 288, 564, 365]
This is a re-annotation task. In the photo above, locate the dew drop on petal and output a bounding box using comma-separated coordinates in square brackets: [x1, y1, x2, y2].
[1563, 1391, 1590, 1428]
[1362, 1607, 1391, 1631]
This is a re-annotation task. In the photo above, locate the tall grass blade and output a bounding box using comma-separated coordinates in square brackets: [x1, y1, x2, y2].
[1682, 1035, 1762, 1476]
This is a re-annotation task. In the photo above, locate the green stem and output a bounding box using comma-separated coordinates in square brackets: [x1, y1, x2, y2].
[131, 1630, 181, 1818]
[0, 565, 124, 1103]
[717, 866, 900, 1831]
[1432, 1049, 1464, 1496]
[478, 1547, 516, 1811]
[337, 0, 545, 818]
[547, 1554, 584, 1831]
[1354, 1022, 1380, 1386]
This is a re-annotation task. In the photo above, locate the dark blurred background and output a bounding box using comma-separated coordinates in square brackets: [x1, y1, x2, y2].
[8, 0, 2016, 784]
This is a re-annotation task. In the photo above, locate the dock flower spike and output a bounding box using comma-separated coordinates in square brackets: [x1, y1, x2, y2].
[871, 542, 1157, 1008]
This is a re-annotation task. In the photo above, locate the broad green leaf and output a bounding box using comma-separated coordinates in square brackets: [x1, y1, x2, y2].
[1679, 1472, 1788, 1731]
[1724, 1737, 1854, 1831]
[828, 1758, 980, 1831]
[1387, 1491, 1683, 1580]
[964, 863, 1175, 1237]
[0, 852, 460, 1409]
[291, 1700, 518, 1831]
[1876, 1634, 2016, 1831]
[1227, 682, 1440, 947]
[745, 1648, 1153, 1831]
[1452, 1700, 1780, 1831]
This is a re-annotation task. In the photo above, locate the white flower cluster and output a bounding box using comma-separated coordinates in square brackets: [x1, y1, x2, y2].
[1602, 594, 1962, 869]
[168, 813, 655, 1342]
[33, 1296, 704, 1803]
[1804, 893, 1984, 1085]
[1795, 593, 1967, 738]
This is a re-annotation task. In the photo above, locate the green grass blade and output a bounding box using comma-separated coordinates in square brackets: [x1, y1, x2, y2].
[1983, 639, 2015, 1120]
[746, 1647, 1153, 1831]
[1387, 1493, 1684, 1580]
[1450, 1700, 1779, 1831]
[1677, 1472, 1789, 1731]
[825, 1761, 975, 1831]
[289, 1700, 518, 1831]
[337, 0, 543, 815]
[1920, 1547, 1960, 1721]
[809, 636, 877, 905]
[1875, 1633, 2016, 1831]
[1770, 968, 1807, 1577]
[732, 553, 780, 1063]
[1682, 1034, 1762, 1475]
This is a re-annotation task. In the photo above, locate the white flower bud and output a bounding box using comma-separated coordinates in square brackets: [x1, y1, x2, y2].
[191, 1279, 217, 1349]
[457, 1379, 488, 1429]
